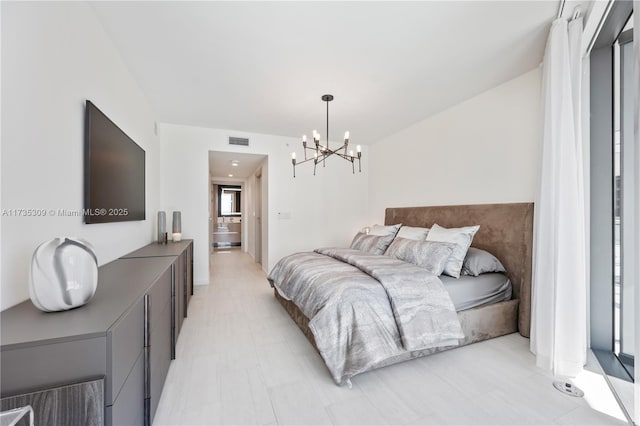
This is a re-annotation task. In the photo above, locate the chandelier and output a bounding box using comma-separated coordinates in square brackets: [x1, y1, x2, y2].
[291, 94, 361, 178]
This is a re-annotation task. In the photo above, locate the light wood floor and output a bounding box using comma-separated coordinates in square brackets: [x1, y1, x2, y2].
[153, 249, 628, 426]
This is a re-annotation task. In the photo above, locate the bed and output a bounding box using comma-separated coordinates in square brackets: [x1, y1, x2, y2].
[268, 202, 533, 385]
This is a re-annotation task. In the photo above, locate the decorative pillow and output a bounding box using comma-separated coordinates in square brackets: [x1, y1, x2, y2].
[350, 232, 395, 255]
[368, 223, 401, 237]
[396, 226, 430, 241]
[462, 247, 505, 276]
[385, 238, 454, 275]
[426, 223, 480, 278]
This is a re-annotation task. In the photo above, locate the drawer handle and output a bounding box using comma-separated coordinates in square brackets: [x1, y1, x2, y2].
[143, 293, 151, 426]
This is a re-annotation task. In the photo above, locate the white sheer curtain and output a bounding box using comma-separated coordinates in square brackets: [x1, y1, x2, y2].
[530, 16, 587, 377]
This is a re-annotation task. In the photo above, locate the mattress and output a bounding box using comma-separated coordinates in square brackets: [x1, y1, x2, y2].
[440, 272, 512, 311]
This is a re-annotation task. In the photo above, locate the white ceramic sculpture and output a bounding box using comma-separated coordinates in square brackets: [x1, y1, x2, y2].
[29, 237, 98, 312]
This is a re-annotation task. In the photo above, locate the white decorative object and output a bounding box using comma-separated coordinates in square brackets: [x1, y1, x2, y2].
[29, 238, 98, 312]
[172, 232, 182, 242]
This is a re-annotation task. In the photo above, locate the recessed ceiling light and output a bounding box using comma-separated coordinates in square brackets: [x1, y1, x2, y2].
[231, 160, 240, 167]
[228, 174, 233, 177]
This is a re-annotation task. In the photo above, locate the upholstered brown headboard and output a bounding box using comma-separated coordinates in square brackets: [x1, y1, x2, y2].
[385, 203, 533, 337]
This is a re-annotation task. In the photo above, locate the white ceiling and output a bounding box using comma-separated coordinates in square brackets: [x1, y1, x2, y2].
[208, 151, 265, 180]
[91, 1, 559, 144]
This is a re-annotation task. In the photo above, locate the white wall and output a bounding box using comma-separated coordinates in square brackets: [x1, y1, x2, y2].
[159, 123, 369, 285]
[368, 68, 542, 224]
[1, 2, 160, 310]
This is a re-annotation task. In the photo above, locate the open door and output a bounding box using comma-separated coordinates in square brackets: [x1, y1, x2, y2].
[255, 168, 262, 265]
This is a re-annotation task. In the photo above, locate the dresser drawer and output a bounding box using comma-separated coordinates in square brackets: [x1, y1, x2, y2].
[106, 351, 144, 426]
[186, 242, 193, 309]
[150, 299, 171, 374]
[0, 337, 106, 398]
[1, 378, 104, 426]
[107, 299, 143, 405]
[150, 300, 172, 423]
[148, 268, 171, 318]
[173, 259, 184, 340]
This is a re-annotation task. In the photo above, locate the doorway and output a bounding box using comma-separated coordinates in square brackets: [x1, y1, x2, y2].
[208, 151, 267, 269]
[212, 183, 243, 250]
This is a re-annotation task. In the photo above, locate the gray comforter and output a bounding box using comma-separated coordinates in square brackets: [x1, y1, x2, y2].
[267, 248, 464, 385]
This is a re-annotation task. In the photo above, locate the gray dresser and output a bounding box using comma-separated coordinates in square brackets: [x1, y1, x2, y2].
[0, 240, 194, 426]
[122, 239, 194, 342]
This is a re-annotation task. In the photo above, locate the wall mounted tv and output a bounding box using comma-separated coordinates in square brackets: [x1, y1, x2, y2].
[84, 100, 145, 224]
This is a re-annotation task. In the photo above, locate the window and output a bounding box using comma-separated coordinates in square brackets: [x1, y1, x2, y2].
[590, 4, 634, 383]
[613, 12, 634, 376]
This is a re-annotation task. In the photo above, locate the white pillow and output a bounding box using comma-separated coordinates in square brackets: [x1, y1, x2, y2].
[426, 223, 480, 278]
[396, 226, 430, 241]
[368, 224, 401, 237]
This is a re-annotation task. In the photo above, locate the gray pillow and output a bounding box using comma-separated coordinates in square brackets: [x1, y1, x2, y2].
[385, 238, 455, 276]
[368, 223, 401, 237]
[396, 226, 430, 241]
[426, 223, 480, 278]
[462, 247, 506, 276]
[350, 232, 395, 255]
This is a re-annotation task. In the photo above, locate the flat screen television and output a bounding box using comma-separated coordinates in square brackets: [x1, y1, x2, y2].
[84, 100, 145, 224]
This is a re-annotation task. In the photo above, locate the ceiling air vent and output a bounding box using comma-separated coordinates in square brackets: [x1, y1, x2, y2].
[229, 136, 249, 147]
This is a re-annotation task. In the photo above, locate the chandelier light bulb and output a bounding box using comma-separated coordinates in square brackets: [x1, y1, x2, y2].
[356, 145, 361, 153]
[344, 131, 350, 140]
[350, 150, 354, 157]
[291, 152, 296, 160]
[302, 134, 307, 142]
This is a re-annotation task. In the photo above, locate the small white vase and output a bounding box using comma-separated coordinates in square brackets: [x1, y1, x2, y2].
[29, 237, 98, 312]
